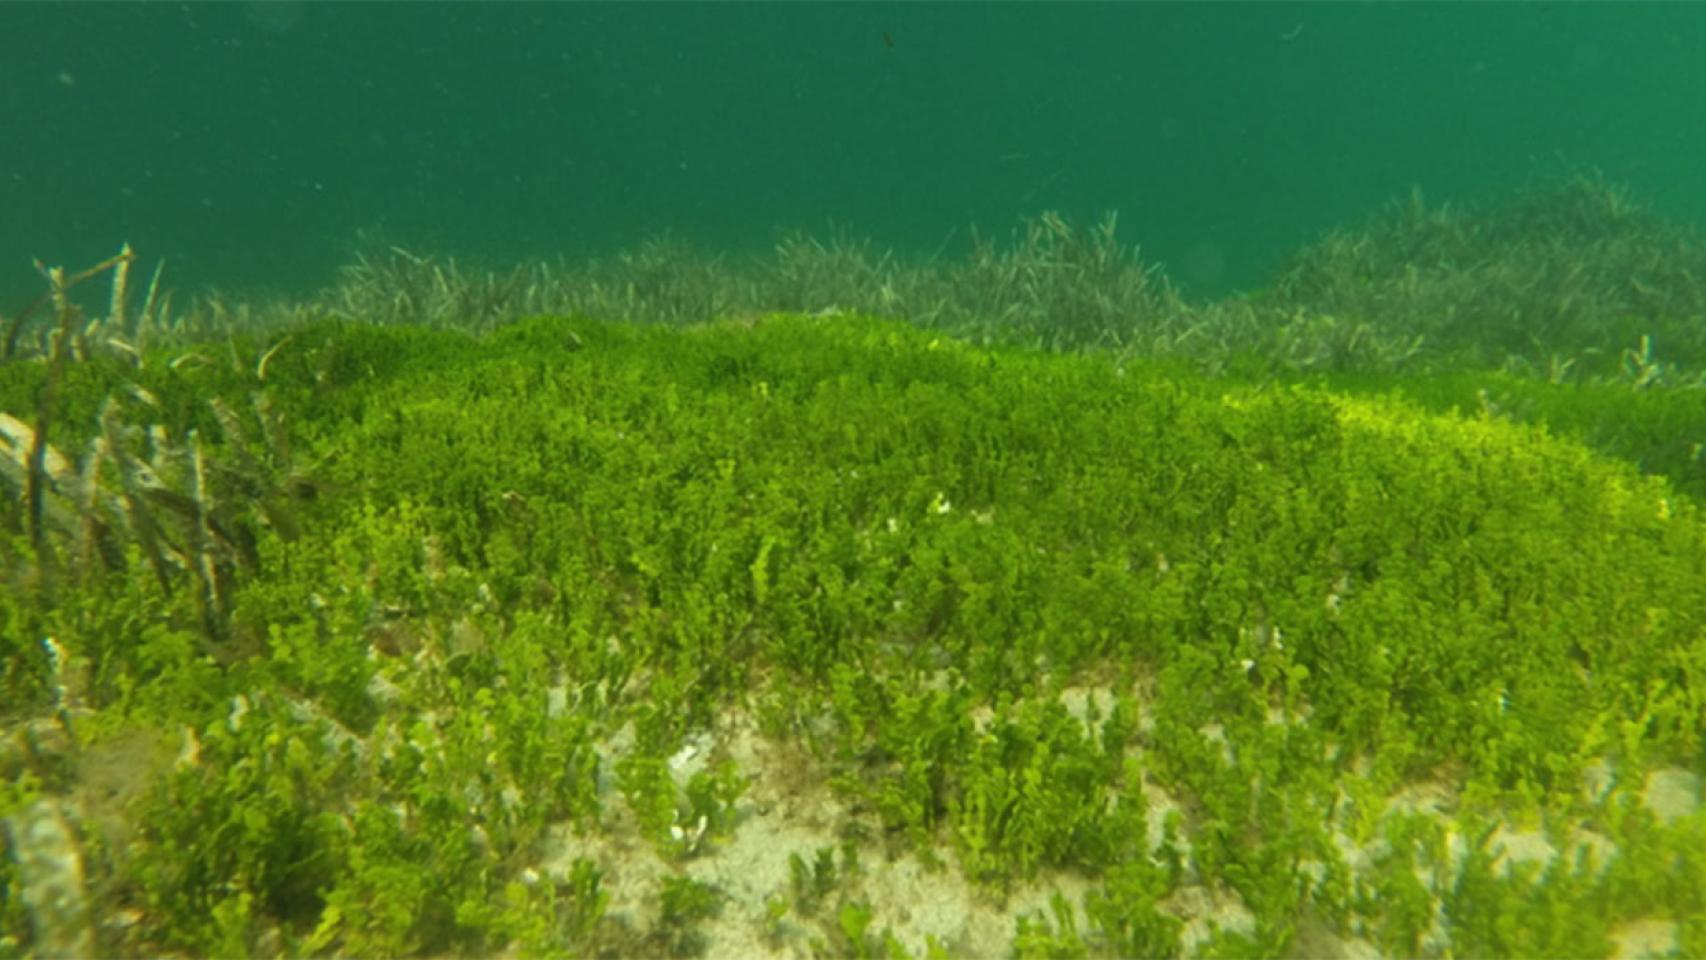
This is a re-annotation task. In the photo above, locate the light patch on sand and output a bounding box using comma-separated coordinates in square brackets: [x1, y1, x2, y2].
[1056, 684, 1109, 729]
[1583, 758, 1617, 803]
[1610, 918, 1679, 960]
[529, 704, 1296, 957]
[522, 694, 1703, 959]
[1386, 775, 1458, 819]
[1643, 767, 1701, 824]
[1164, 882, 1256, 954]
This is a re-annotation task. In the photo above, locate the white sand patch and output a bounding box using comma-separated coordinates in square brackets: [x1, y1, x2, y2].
[1387, 775, 1459, 819]
[1479, 823, 1617, 878]
[1610, 918, 1679, 959]
[682, 708, 1107, 958]
[1292, 913, 1385, 960]
[1142, 776, 1190, 860]
[1642, 767, 1701, 824]
[1164, 882, 1256, 954]
[1583, 758, 1617, 803]
[1487, 826, 1557, 871]
[1057, 684, 1110, 729]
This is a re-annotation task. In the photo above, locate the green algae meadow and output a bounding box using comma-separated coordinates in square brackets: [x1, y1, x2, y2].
[3, 179, 1706, 958]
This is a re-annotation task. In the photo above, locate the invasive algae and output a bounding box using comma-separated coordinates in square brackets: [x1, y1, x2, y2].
[2, 305, 1703, 957]
[3, 176, 1706, 956]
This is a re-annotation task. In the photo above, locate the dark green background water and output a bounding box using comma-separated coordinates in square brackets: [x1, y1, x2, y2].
[4, 2, 1703, 305]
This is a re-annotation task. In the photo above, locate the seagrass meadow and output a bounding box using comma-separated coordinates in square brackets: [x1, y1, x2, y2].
[3, 180, 1706, 958]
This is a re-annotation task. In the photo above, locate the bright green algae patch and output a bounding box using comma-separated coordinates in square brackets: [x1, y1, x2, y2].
[4, 313, 1706, 957]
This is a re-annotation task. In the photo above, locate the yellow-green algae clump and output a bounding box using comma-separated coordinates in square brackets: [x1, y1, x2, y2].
[2, 312, 1703, 958]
